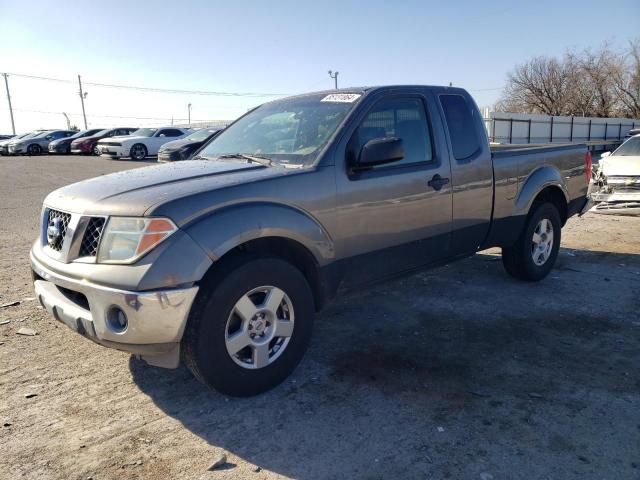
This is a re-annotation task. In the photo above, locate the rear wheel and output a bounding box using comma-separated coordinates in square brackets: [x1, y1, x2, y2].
[27, 144, 42, 155]
[502, 202, 561, 281]
[182, 256, 314, 396]
[129, 144, 147, 160]
[92, 145, 100, 156]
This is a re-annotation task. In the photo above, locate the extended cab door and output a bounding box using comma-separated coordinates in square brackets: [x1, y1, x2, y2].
[334, 91, 453, 288]
[436, 92, 493, 255]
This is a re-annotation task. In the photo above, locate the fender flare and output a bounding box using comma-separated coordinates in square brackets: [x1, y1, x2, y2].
[184, 202, 335, 267]
[514, 166, 569, 217]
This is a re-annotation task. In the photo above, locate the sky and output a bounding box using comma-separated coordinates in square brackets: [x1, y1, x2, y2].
[0, 0, 638, 133]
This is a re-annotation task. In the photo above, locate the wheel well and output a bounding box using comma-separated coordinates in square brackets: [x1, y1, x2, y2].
[211, 237, 324, 311]
[532, 186, 568, 225]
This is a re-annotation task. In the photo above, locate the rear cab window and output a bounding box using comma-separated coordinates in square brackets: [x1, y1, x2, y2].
[439, 94, 482, 161]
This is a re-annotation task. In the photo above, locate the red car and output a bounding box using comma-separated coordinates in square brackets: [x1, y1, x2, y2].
[70, 127, 136, 155]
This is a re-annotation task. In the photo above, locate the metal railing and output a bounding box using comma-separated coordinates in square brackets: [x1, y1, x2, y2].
[485, 116, 637, 144]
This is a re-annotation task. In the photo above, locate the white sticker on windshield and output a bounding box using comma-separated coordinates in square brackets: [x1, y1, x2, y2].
[321, 93, 361, 103]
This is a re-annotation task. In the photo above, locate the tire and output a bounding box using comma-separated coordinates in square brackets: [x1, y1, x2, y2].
[27, 144, 42, 155]
[129, 143, 147, 160]
[182, 256, 315, 396]
[501, 202, 562, 281]
[92, 145, 100, 156]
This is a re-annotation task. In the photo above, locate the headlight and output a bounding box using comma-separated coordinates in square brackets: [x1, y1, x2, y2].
[97, 217, 178, 264]
[177, 146, 193, 159]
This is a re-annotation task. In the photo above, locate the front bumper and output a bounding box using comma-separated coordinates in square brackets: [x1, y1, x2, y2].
[98, 144, 127, 158]
[71, 144, 92, 154]
[31, 249, 199, 367]
[591, 191, 640, 215]
[49, 144, 68, 154]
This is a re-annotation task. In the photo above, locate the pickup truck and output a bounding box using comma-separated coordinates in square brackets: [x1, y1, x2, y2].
[31, 86, 591, 396]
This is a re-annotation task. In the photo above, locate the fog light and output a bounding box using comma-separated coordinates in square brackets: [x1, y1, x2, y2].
[106, 306, 128, 333]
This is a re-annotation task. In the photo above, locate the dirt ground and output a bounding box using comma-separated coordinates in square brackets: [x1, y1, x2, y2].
[1, 155, 639, 480]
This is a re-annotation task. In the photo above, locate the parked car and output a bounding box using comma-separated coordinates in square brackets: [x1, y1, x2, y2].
[70, 127, 136, 155]
[31, 86, 590, 396]
[49, 128, 105, 154]
[0, 131, 44, 155]
[8, 129, 76, 155]
[157, 128, 223, 162]
[624, 128, 640, 139]
[592, 134, 640, 215]
[0, 134, 14, 141]
[97, 127, 191, 160]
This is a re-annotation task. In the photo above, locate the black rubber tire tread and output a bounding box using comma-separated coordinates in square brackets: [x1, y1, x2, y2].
[129, 144, 147, 160]
[27, 144, 41, 155]
[501, 202, 562, 282]
[182, 255, 314, 396]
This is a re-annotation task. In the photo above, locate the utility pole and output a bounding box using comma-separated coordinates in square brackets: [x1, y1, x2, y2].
[328, 70, 339, 90]
[3, 73, 16, 135]
[188, 103, 192, 127]
[77, 75, 88, 129]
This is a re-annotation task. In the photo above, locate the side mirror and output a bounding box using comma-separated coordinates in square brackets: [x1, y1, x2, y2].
[357, 137, 404, 169]
[600, 151, 611, 158]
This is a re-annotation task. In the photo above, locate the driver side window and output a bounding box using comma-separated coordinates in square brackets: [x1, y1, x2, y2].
[349, 97, 433, 169]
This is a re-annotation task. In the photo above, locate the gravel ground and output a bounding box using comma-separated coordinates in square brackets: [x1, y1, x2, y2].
[1, 155, 639, 480]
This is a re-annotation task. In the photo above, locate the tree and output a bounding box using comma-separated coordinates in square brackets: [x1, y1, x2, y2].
[612, 40, 640, 118]
[496, 40, 640, 119]
[496, 56, 574, 115]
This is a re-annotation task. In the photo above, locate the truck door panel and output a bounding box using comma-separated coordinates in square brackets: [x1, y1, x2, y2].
[334, 92, 453, 288]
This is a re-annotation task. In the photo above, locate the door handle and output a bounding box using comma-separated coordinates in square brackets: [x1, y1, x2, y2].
[428, 174, 450, 191]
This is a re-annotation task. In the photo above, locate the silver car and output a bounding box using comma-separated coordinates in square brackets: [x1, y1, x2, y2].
[8, 129, 76, 155]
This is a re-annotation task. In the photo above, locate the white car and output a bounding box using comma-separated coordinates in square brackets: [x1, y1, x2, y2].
[97, 127, 191, 160]
[592, 134, 640, 215]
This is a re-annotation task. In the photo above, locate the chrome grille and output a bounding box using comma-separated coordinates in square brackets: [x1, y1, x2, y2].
[46, 209, 71, 251]
[79, 217, 106, 257]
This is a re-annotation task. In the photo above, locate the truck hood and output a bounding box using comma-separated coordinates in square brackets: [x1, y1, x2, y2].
[44, 159, 286, 219]
[600, 156, 640, 177]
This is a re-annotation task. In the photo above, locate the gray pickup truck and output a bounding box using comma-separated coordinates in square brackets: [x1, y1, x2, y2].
[31, 86, 591, 396]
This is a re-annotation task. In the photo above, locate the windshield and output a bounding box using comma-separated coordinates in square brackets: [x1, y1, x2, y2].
[70, 129, 101, 139]
[198, 93, 361, 166]
[186, 128, 219, 142]
[69, 130, 88, 139]
[34, 131, 54, 138]
[613, 136, 640, 156]
[131, 128, 158, 137]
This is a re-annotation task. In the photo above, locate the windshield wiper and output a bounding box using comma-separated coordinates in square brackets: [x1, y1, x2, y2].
[217, 153, 273, 166]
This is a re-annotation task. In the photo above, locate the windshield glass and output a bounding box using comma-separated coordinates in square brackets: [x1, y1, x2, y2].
[186, 128, 219, 142]
[613, 136, 640, 156]
[131, 128, 158, 137]
[198, 93, 361, 166]
[70, 129, 101, 139]
[34, 131, 53, 138]
[69, 130, 89, 139]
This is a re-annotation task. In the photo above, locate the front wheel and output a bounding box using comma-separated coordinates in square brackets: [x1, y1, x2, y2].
[129, 144, 147, 160]
[501, 202, 562, 281]
[182, 257, 315, 396]
[92, 145, 100, 156]
[27, 144, 42, 155]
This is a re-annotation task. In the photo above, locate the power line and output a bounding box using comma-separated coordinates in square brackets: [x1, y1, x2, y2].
[2, 106, 230, 123]
[1, 71, 289, 98]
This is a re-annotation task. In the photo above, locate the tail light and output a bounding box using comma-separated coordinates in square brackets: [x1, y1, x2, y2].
[585, 149, 592, 184]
